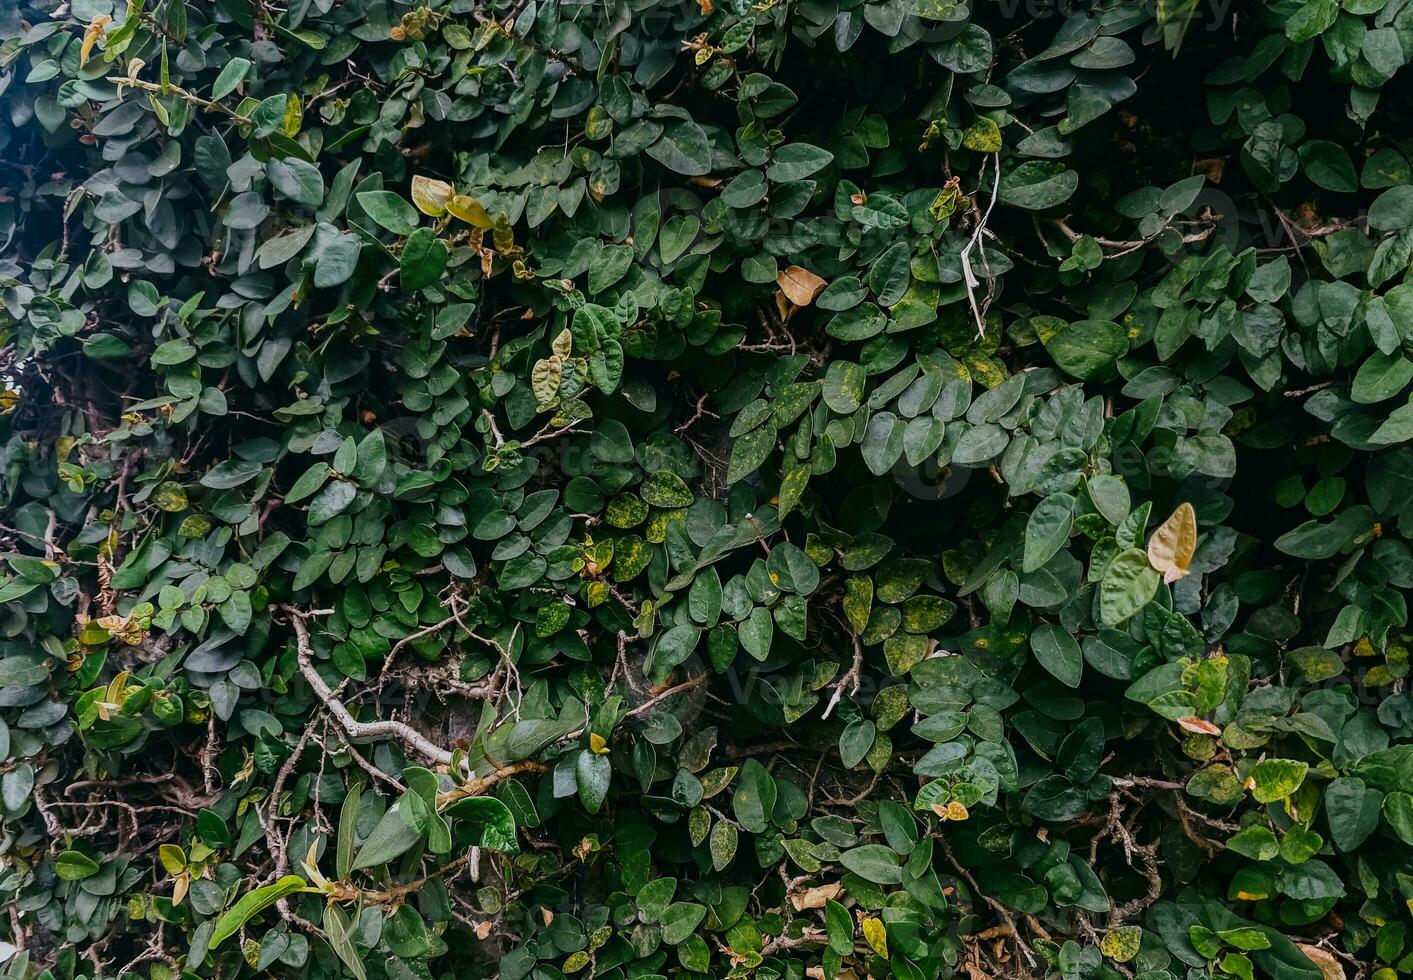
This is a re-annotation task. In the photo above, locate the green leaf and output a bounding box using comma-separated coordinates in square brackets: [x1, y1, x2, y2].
[660, 902, 707, 944]
[268, 157, 325, 207]
[1299, 140, 1357, 192]
[999, 161, 1079, 209]
[336, 781, 362, 880]
[767, 143, 834, 182]
[210, 58, 252, 100]
[446, 796, 520, 853]
[55, 850, 101, 880]
[400, 227, 448, 291]
[1023, 493, 1074, 572]
[352, 802, 422, 870]
[323, 904, 368, 980]
[1248, 759, 1309, 804]
[1030, 623, 1082, 687]
[727, 425, 776, 483]
[1044, 320, 1128, 380]
[839, 844, 904, 884]
[710, 820, 738, 869]
[210, 875, 308, 948]
[641, 471, 694, 507]
[732, 758, 776, 833]
[576, 749, 611, 814]
[356, 191, 420, 235]
[1324, 776, 1382, 851]
[647, 122, 712, 176]
[1100, 549, 1160, 626]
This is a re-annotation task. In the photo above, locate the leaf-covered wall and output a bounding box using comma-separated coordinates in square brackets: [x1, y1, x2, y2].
[0, 0, 1412, 978]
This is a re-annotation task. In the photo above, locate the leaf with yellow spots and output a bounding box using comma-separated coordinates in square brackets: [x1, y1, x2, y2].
[1101, 926, 1142, 962]
[962, 117, 1002, 152]
[928, 800, 969, 821]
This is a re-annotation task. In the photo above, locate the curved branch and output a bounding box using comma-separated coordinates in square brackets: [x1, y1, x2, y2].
[287, 609, 454, 766]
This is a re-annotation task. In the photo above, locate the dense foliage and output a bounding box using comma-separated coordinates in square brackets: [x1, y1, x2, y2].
[3, 0, 1413, 977]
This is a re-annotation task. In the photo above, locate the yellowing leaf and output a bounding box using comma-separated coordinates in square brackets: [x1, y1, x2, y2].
[159, 844, 187, 876]
[411, 176, 454, 216]
[281, 94, 303, 137]
[1147, 501, 1197, 584]
[80, 15, 112, 66]
[776, 265, 827, 306]
[589, 732, 610, 755]
[448, 194, 495, 228]
[552, 328, 573, 359]
[861, 916, 888, 958]
[531, 356, 563, 409]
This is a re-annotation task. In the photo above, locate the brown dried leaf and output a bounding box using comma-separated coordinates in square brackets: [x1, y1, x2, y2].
[1294, 944, 1344, 980]
[1177, 716, 1222, 736]
[788, 881, 842, 911]
[777, 265, 827, 306]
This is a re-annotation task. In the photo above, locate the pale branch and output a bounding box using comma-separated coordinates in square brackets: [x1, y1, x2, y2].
[961, 153, 1001, 339]
[820, 633, 863, 720]
[1050, 215, 1217, 258]
[105, 76, 252, 124]
[287, 608, 455, 767]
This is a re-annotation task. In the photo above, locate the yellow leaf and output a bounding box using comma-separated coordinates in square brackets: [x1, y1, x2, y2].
[411, 176, 454, 217]
[861, 916, 888, 958]
[776, 265, 827, 306]
[80, 15, 112, 66]
[448, 194, 495, 229]
[1147, 501, 1196, 584]
[105, 670, 131, 703]
[589, 732, 610, 755]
